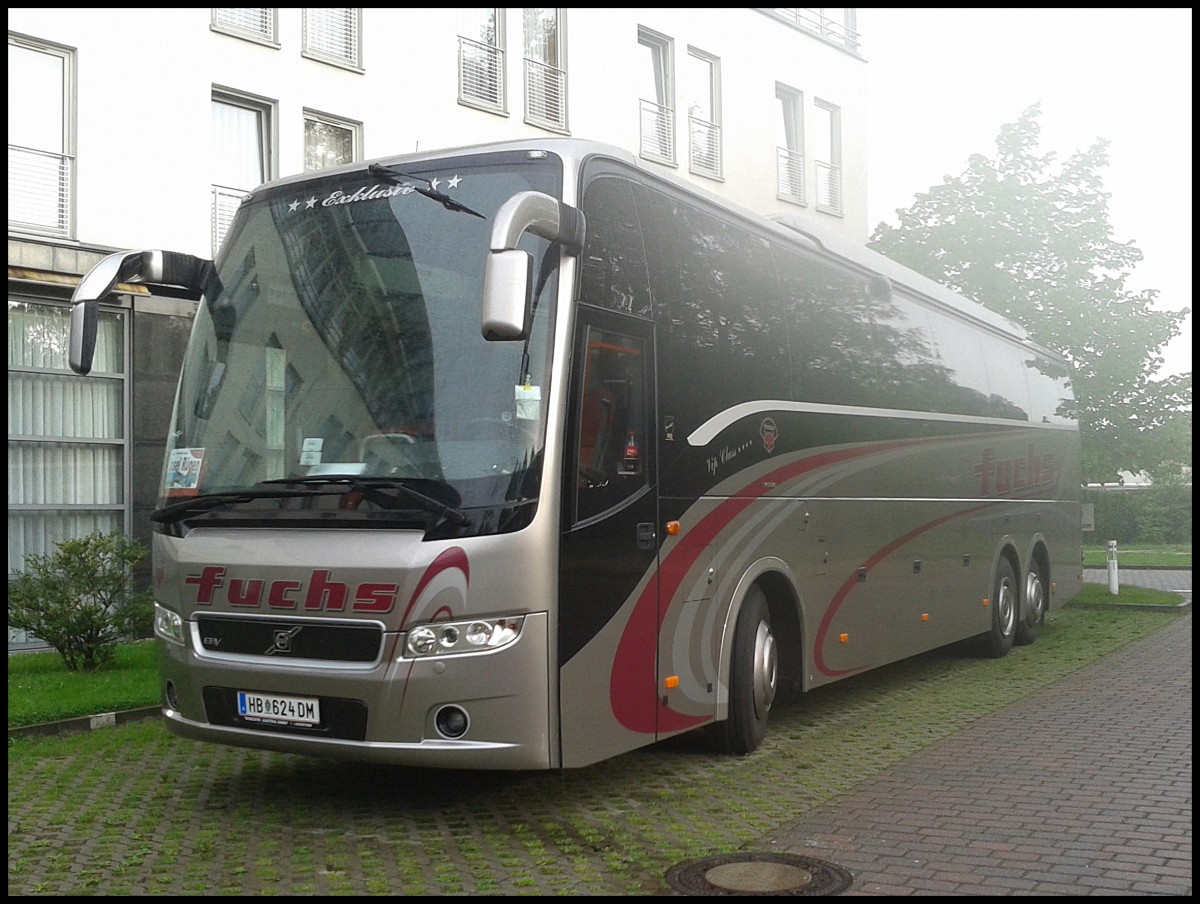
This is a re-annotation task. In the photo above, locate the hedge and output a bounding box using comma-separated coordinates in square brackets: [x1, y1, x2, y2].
[1083, 485, 1192, 545]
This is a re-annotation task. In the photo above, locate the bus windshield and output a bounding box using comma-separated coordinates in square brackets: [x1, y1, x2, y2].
[162, 154, 562, 522]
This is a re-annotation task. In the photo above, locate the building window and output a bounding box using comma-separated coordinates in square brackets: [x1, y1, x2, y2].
[776, 83, 805, 205]
[8, 299, 128, 643]
[814, 98, 842, 215]
[304, 110, 360, 171]
[302, 8, 362, 70]
[686, 48, 721, 180]
[212, 90, 274, 255]
[637, 27, 674, 165]
[8, 34, 75, 238]
[458, 8, 506, 113]
[211, 8, 278, 46]
[523, 8, 566, 132]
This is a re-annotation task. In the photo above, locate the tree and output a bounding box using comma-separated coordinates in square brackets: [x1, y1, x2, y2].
[867, 104, 1191, 483]
[9, 532, 154, 672]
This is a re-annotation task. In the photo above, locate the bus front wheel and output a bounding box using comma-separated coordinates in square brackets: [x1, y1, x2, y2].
[711, 585, 777, 755]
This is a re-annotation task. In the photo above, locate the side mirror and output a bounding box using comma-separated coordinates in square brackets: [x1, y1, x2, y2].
[482, 249, 535, 341]
[69, 251, 153, 375]
[481, 191, 585, 341]
[69, 250, 219, 374]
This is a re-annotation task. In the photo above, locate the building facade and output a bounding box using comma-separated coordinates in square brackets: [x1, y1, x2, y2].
[7, 8, 866, 644]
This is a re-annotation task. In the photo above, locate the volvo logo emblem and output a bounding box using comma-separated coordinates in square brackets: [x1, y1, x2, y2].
[265, 626, 304, 655]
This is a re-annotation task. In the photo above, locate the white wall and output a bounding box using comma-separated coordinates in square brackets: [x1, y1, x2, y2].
[8, 8, 869, 259]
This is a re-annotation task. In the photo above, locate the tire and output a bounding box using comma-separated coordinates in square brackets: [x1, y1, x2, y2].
[1015, 558, 1047, 646]
[710, 585, 777, 755]
[978, 558, 1017, 659]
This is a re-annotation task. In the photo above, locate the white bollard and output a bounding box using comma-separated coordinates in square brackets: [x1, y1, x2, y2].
[1107, 539, 1119, 595]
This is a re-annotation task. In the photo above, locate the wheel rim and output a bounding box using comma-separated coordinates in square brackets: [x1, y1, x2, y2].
[997, 575, 1016, 637]
[1025, 570, 1045, 624]
[752, 620, 778, 720]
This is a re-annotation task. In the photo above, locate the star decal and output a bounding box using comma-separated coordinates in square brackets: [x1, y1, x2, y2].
[288, 200, 301, 212]
[305, 197, 318, 209]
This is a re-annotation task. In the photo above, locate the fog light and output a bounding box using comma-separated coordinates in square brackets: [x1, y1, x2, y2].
[434, 705, 470, 739]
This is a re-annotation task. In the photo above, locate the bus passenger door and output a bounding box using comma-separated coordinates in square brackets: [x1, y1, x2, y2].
[558, 309, 660, 767]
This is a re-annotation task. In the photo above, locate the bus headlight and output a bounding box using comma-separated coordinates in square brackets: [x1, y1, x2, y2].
[154, 603, 186, 646]
[404, 616, 524, 658]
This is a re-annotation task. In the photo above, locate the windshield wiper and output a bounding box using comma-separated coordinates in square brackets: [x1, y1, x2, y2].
[262, 476, 471, 528]
[151, 487, 326, 525]
[367, 163, 486, 219]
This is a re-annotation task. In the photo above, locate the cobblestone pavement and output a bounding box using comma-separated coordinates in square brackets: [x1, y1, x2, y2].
[756, 571, 1192, 896]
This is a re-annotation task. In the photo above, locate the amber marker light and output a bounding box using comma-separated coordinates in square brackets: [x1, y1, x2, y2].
[839, 633, 849, 643]
[666, 521, 681, 536]
[982, 598, 989, 607]
[664, 675, 679, 689]
[921, 613, 929, 621]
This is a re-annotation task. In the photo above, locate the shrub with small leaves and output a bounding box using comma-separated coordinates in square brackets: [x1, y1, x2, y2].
[9, 532, 154, 672]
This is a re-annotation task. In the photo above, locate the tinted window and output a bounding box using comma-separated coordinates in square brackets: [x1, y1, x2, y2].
[578, 177, 653, 318]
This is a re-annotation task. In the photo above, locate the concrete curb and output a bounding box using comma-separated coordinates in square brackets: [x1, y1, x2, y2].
[1068, 598, 1191, 613]
[8, 706, 161, 741]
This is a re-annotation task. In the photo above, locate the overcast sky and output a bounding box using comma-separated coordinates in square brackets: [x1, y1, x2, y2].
[860, 7, 1192, 379]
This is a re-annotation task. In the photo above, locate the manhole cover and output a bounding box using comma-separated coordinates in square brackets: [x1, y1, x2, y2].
[665, 852, 852, 896]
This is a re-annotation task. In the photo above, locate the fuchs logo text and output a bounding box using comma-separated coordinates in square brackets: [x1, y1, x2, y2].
[185, 567, 397, 612]
[974, 445, 1057, 496]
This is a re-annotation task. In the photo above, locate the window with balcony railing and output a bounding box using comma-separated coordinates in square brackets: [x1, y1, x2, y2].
[639, 100, 675, 164]
[212, 92, 272, 254]
[777, 147, 805, 205]
[637, 27, 675, 165]
[814, 97, 842, 215]
[458, 9, 505, 113]
[303, 7, 361, 70]
[689, 118, 722, 180]
[523, 8, 566, 132]
[459, 36, 505, 112]
[8, 36, 74, 238]
[211, 8, 278, 46]
[686, 49, 722, 179]
[776, 82, 805, 204]
[524, 58, 566, 131]
[815, 161, 842, 214]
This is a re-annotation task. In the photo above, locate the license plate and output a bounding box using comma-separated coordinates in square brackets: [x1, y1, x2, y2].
[236, 691, 321, 726]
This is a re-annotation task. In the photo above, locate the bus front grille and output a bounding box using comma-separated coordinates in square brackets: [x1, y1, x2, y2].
[195, 615, 384, 663]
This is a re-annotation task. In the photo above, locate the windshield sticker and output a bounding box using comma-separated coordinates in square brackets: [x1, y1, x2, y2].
[515, 379, 542, 420]
[284, 175, 467, 213]
[165, 448, 205, 497]
[299, 437, 324, 466]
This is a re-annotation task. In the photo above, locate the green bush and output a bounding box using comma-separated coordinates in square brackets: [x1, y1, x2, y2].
[9, 532, 154, 672]
[1084, 485, 1192, 545]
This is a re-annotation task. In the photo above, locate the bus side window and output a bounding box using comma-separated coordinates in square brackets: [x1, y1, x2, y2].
[579, 380, 615, 483]
[574, 327, 646, 523]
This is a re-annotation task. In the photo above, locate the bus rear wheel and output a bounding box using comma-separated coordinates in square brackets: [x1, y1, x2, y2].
[978, 558, 1017, 658]
[710, 585, 777, 755]
[1015, 558, 1046, 646]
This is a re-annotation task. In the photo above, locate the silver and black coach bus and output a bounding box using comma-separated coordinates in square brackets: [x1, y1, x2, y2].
[68, 138, 1082, 770]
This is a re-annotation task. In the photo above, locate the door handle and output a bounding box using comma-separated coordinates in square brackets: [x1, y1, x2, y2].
[636, 522, 656, 551]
